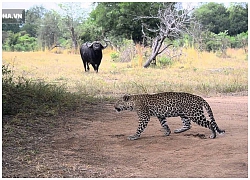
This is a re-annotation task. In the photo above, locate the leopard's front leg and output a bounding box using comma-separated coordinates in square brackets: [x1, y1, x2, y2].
[128, 109, 150, 140]
[157, 117, 171, 136]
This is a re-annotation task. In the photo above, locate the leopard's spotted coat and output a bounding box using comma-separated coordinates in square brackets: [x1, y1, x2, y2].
[114, 92, 225, 140]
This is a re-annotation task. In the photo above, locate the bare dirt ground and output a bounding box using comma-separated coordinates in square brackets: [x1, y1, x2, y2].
[2, 96, 248, 178]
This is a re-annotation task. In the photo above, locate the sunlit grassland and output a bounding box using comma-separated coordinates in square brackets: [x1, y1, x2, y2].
[2, 47, 248, 98]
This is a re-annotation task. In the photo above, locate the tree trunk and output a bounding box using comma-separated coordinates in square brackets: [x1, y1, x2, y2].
[71, 27, 77, 52]
[143, 35, 165, 68]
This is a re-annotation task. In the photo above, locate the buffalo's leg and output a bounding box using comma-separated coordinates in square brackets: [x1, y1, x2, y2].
[91, 64, 99, 73]
[86, 62, 90, 71]
[82, 61, 89, 72]
[95, 64, 99, 73]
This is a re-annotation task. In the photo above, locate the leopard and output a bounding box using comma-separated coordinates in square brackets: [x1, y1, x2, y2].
[114, 92, 225, 140]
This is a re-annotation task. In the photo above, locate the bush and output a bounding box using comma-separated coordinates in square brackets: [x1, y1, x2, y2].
[14, 44, 26, 51]
[110, 52, 120, 62]
[158, 56, 173, 66]
[205, 40, 221, 52]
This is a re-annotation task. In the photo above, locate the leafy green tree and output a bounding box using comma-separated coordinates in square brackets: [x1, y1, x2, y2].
[193, 2, 248, 36]
[90, 3, 120, 38]
[2, 24, 20, 33]
[90, 2, 163, 43]
[193, 3, 229, 34]
[18, 32, 37, 51]
[6, 32, 20, 51]
[79, 18, 103, 42]
[227, 3, 248, 36]
[21, 5, 47, 37]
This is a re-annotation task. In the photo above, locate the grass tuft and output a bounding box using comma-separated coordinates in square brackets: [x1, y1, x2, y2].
[2, 64, 83, 117]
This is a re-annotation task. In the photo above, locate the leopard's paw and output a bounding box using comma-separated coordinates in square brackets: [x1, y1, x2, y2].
[165, 130, 171, 136]
[174, 127, 190, 133]
[128, 134, 140, 140]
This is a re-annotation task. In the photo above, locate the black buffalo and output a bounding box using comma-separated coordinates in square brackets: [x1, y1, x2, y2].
[80, 41, 108, 73]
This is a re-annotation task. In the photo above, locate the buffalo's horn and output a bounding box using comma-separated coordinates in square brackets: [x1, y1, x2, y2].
[87, 42, 93, 48]
[101, 40, 110, 49]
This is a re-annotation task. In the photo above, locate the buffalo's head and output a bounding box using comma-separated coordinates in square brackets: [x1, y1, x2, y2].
[88, 41, 108, 50]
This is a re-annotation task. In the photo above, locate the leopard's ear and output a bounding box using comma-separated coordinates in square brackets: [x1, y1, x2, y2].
[123, 94, 130, 101]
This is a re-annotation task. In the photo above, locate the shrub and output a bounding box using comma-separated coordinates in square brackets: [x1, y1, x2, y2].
[158, 56, 173, 66]
[205, 40, 221, 52]
[110, 52, 120, 62]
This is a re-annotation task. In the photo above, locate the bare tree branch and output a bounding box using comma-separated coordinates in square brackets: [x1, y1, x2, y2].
[158, 43, 174, 55]
[135, 3, 194, 67]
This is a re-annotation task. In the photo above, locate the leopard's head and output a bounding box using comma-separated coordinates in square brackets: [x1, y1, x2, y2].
[114, 94, 135, 112]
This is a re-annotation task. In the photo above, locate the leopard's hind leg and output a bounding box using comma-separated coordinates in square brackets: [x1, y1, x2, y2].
[157, 117, 171, 136]
[190, 113, 225, 139]
[174, 115, 191, 133]
[188, 113, 215, 137]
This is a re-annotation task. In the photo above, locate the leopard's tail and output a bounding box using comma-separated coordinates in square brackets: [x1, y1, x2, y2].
[202, 99, 225, 138]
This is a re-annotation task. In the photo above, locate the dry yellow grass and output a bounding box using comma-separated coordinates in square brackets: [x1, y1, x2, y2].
[2, 47, 248, 98]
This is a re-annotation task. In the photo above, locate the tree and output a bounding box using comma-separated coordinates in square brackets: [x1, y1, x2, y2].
[37, 10, 61, 50]
[58, 2, 87, 52]
[6, 32, 19, 51]
[228, 3, 248, 36]
[137, 3, 193, 67]
[21, 5, 47, 37]
[193, 2, 248, 36]
[193, 3, 229, 34]
[2, 24, 20, 33]
[90, 2, 163, 43]
[79, 18, 103, 42]
[18, 32, 37, 51]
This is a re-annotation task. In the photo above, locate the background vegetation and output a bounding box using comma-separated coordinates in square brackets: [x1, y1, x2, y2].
[2, 2, 248, 117]
[2, 2, 248, 53]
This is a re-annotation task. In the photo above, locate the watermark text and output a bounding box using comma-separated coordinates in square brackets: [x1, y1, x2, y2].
[2, 9, 25, 24]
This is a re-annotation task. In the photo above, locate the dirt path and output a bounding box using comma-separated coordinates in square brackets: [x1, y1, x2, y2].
[2, 96, 248, 178]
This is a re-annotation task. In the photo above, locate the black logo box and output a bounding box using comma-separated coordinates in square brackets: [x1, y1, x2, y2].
[2, 9, 25, 24]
